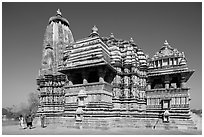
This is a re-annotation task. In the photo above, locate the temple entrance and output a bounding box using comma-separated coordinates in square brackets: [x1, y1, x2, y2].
[162, 100, 170, 109]
[161, 99, 171, 123]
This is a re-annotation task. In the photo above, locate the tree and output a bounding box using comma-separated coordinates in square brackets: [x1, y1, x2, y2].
[27, 91, 40, 116]
[2, 91, 40, 119]
[2, 108, 8, 115]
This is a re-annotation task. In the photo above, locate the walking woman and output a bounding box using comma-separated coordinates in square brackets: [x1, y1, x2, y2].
[19, 115, 26, 129]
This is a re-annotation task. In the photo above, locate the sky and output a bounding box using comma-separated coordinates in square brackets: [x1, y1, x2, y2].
[2, 2, 202, 109]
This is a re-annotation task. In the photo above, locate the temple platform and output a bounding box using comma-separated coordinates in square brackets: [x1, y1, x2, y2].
[33, 116, 197, 130]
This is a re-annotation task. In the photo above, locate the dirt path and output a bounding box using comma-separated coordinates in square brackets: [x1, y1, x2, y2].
[2, 125, 202, 135]
[191, 112, 202, 131]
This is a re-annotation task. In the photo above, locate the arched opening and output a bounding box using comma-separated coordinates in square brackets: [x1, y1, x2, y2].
[88, 71, 99, 83]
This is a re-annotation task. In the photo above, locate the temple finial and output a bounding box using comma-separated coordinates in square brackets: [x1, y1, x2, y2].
[56, 9, 62, 16]
[130, 37, 134, 43]
[110, 33, 114, 38]
[89, 25, 99, 37]
[164, 40, 169, 45]
[92, 25, 98, 33]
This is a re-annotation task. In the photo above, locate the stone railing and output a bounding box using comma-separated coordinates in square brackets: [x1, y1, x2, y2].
[40, 92, 65, 96]
[65, 82, 113, 95]
[146, 88, 189, 93]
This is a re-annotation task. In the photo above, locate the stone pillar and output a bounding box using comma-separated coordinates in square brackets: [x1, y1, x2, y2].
[165, 81, 170, 89]
[180, 77, 186, 88]
[158, 60, 160, 67]
[98, 68, 106, 83]
[82, 71, 88, 84]
[147, 83, 151, 90]
[164, 75, 171, 89]
[172, 58, 174, 65]
[67, 73, 73, 86]
[168, 58, 170, 66]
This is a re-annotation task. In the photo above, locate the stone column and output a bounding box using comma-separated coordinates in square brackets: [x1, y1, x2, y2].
[146, 80, 151, 90]
[168, 58, 170, 66]
[172, 58, 174, 65]
[180, 76, 186, 88]
[98, 68, 106, 83]
[157, 60, 160, 68]
[165, 81, 170, 89]
[147, 83, 151, 90]
[67, 73, 73, 86]
[164, 75, 170, 89]
[82, 71, 88, 84]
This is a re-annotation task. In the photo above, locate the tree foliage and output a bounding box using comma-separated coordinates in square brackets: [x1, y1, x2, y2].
[2, 91, 40, 119]
[27, 91, 40, 115]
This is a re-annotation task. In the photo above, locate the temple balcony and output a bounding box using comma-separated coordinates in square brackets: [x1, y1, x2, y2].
[41, 102, 64, 105]
[148, 64, 188, 72]
[64, 82, 113, 96]
[146, 104, 189, 110]
[146, 88, 189, 93]
[40, 92, 65, 96]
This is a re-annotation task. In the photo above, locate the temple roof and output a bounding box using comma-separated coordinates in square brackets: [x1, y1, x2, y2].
[148, 68, 194, 82]
[151, 40, 184, 60]
[48, 9, 70, 26]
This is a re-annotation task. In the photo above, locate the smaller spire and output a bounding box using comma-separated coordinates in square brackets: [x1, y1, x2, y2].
[130, 37, 134, 43]
[110, 33, 114, 38]
[89, 25, 99, 37]
[92, 25, 98, 33]
[56, 9, 62, 16]
[164, 40, 169, 45]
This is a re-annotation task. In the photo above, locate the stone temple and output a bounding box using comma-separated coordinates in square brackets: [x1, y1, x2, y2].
[36, 10, 196, 130]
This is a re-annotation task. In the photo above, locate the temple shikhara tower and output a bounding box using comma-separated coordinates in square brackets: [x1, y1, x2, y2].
[36, 10, 196, 130]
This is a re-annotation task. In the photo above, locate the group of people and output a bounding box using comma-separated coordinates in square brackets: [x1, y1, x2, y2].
[19, 114, 46, 129]
[19, 114, 34, 129]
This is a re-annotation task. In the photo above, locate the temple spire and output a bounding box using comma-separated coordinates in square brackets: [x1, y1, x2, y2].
[164, 40, 169, 45]
[89, 25, 99, 37]
[110, 33, 114, 39]
[130, 37, 134, 43]
[56, 9, 62, 16]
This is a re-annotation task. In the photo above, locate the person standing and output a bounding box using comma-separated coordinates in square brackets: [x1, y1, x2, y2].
[18, 115, 26, 129]
[40, 114, 45, 128]
[26, 114, 33, 129]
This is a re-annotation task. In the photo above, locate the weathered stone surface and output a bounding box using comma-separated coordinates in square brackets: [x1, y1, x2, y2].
[36, 10, 196, 130]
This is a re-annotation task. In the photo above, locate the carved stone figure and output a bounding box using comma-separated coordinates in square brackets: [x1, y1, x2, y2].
[131, 87, 137, 98]
[124, 76, 130, 86]
[124, 88, 129, 98]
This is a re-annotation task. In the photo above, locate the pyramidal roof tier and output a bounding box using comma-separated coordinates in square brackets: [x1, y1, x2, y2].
[48, 9, 70, 26]
[152, 40, 185, 60]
